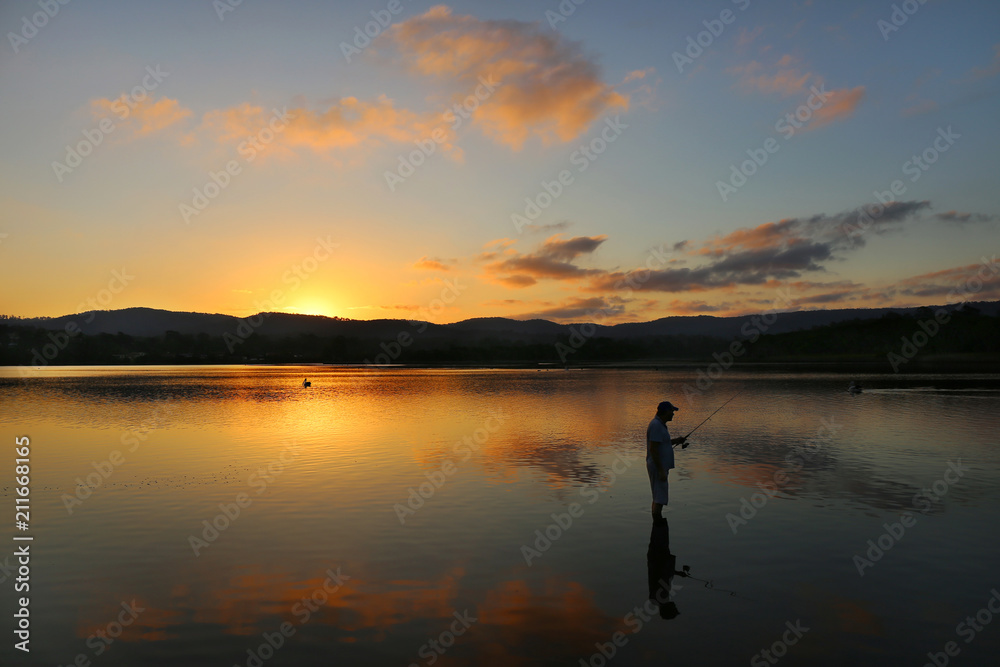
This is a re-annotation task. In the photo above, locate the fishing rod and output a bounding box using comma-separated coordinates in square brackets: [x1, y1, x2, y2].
[674, 387, 746, 447]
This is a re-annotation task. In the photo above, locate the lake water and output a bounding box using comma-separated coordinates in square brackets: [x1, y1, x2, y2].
[2, 366, 999, 666]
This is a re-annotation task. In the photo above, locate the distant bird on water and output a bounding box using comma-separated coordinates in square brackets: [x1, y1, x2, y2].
[303, 378, 311, 388]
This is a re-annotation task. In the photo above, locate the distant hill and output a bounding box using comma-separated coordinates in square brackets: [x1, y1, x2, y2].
[11, 302, 1000, 340]
[2, 302, 998, 367]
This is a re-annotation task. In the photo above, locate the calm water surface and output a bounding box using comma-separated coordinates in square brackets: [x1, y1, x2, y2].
[1, 366, 999, 666]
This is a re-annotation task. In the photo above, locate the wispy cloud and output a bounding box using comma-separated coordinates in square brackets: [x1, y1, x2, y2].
[414, 256, 454, 271]
[934, 211, 997, 225]
[381, 5, 628, 149]
[728, 55, 864, 129]
[91, 95, 192, 138]
[199, 97, 459, 160]
[729, 55, 812, 96]
[969, 43, 1000, 80]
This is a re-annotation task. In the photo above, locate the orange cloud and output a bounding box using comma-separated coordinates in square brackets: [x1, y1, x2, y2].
[383, 5, 628, 149]
[200, 97, 459, 159]
[623, 67, 654, 83]
[91, 95, 192, 138]
[414, 256, 452, 271]
[700, 219, 803, 253]
[729, 56, 865, 128]
[806, 86, 865, 130]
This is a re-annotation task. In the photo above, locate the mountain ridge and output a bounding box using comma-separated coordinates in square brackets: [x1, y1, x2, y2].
[8, 302, 1000, 340]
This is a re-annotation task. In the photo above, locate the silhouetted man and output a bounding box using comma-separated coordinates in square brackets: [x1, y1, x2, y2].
[647, 401, 686, 519]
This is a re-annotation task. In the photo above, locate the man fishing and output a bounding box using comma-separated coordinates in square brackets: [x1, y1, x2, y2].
[647, 401, 687, 520]
[647, 389, 745, 519]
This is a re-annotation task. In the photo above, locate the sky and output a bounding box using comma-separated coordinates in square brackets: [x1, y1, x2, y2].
[1, 0, 998, 323]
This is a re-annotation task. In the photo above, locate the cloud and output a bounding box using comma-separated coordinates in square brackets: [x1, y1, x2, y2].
[728, 56, 864, 129]
[91, 95, 192, 138]
[200, 97, 459, 159]
[381, 5, 628, 149]
[806, 86, 865, 129]
[969, 43, 1000, 80]
[414, 256, 453, 271]
[585, 201, 930, 294]
[729, 55, 812, 96]
[521, 220, 573, 235]
[661, 299, 726, 314]
[481, 234, 608, 288]
[623, 67, 654, 83]
[934, 211, 997, 225]
[790, 289, 867, 306]
[513, 296, 625, 322]
[901, 99, 938, 117]
[539, 234, 606, 260]
[893, 261, 1000, 300]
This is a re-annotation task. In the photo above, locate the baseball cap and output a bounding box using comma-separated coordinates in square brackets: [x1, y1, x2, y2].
[657, 401, 679, 413]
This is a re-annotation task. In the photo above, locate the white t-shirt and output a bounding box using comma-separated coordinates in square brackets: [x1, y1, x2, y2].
[646, 417, 674, 470]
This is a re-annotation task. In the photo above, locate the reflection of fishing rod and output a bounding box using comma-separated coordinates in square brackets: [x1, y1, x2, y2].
[679, 566, 748, 599]
[674, 388, 746, 447]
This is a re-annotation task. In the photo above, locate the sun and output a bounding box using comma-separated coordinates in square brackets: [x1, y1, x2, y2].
[285, 300, 338, 318]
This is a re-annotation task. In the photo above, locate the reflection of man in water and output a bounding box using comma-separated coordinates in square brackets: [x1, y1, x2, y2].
[646, 401, 687, 520]
[647, 517, 687, 619]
